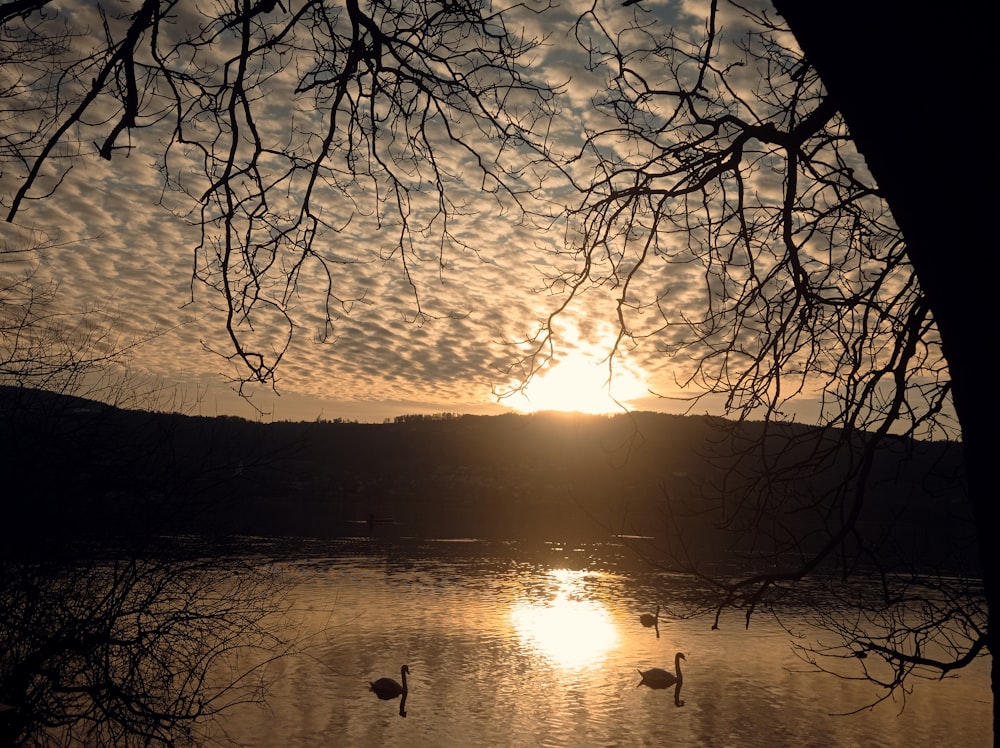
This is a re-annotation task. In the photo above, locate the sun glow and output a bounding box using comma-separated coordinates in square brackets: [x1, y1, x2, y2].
[509, 351, 649, 415]
[510, 570, 619, 669]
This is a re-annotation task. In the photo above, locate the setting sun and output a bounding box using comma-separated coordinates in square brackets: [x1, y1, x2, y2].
[509, 351, 649, 415]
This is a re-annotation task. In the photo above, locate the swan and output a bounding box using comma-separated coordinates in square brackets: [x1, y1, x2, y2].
[637, 652, 685, 689]
[370, 664, 409, 700]
[639, 605, 659, 628]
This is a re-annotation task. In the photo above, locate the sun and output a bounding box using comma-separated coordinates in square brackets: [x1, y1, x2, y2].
[509, 350, 648, 415]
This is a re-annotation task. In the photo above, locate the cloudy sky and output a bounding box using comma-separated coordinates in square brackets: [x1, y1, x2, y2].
[2, 0, 819, 423]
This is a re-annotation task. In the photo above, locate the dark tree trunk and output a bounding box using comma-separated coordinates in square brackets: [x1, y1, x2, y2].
[772, 1, 995, 737]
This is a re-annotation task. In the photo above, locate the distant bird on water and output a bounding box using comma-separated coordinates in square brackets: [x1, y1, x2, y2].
[370, 664, 409, 700]
[639, 604, 660, 638]
[637, 652, 685, 689]
[639, 604, 659, 628]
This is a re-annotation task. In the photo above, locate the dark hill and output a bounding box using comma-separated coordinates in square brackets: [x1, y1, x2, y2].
[0, 387, 970, 568]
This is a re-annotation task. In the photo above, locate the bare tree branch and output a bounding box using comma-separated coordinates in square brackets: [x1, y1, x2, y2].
[560, 0, 977, 710]
[2, 0, 560, 390]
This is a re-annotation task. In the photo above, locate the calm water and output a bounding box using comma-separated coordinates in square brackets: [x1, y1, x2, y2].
[209, 539, 992, 747]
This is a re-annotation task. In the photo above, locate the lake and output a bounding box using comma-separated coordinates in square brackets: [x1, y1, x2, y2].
[207, 538, 992, 747]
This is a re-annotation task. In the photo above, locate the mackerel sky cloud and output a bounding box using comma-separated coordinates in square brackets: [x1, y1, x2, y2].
[1, 0, 802, 422]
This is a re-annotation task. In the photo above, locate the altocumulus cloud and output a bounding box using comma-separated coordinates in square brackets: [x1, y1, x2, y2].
[1, 0, 724, 421]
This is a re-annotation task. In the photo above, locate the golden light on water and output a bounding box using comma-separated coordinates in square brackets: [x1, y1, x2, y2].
[510, 350, 649, 415]
[510, 569, 619, 669]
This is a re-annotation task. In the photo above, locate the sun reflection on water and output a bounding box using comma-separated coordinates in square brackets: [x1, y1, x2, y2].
[510, 569, 619, 669]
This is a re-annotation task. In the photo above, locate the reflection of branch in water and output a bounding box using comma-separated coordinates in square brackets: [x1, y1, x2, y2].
[673, 681, 684, 707]
[399, 693, 407, 718]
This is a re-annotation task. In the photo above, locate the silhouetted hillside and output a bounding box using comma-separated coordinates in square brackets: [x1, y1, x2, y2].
[0, 386, 970, 568]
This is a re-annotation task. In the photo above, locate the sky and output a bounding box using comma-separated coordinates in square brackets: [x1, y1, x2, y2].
[0, 0, 831, 424]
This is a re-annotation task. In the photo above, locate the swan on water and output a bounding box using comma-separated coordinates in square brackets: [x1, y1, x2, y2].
[637, 652, 685, 689]
[370, 664, 409, 700]
[639, 605, 660, 628]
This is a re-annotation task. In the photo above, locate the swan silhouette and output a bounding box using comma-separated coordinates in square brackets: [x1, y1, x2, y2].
[639, 605, 661, 638]
[639, 605, 659, 628]
[370, 664, 409, 700]
[637, 652, 685, 689]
